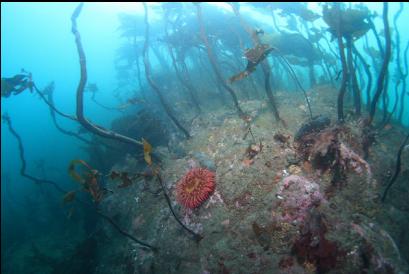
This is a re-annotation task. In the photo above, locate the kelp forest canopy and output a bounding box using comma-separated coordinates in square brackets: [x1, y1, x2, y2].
[3, 3, 408, 128]
[112, 2, 408, 127]
[1, 2, 409, 274]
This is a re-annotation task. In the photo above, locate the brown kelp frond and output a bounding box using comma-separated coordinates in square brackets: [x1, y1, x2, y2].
[142, 138, 153, 166]
[68, 159, 104, 203]
[229, 44, 274, 84]
[108, 169, 154, 189]
[4, 69, 156, 251]
[1, 69, 34, 98]
[63, 191, 77, 204]
[230, 3, 284, 124]
[323, 4, 370, 41]
[110, 171, 133, 188]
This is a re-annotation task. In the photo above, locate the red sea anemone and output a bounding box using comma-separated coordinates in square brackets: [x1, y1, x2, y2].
[176, 168, 216, 209]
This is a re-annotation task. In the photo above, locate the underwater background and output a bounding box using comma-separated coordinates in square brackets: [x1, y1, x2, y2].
[1, 2, 409, 273]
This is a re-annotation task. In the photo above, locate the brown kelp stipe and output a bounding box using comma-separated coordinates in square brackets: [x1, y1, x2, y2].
[71, 3, 143, 147]
[230, 3, 286, 125]
[352, 44, 372, 113]
[33, 81, 118, 152]
[381, 133, 409, 202]
[97, 210, 158, 252]
[156, 173, 203, 242]
[163, 13, 202, 114]
[2, 111, 157, 251]
[275, 53, 313, 120]
[33, 82, 77, 122]
[2, 113, 67, 193]
[231, 3, 312, 122]
[368, 3, 391, 126]
[394, 3, 407, 125]
[195, 3, 246, 118]
[34, 82, 93, 146]
[334, 5, 349, 123]
[142, 3, 190, 139]
[346, 37, 361, 117]
[142, 138, 203, 241]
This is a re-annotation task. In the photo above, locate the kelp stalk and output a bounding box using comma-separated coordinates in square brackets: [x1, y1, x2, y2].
[346, 38, 361, 116]
[35, 82, 117, 152]
[228, 23, 261, 99]
[230, 3, 284, 124]
[302, 21, 317, 87]
[97, 210, 158, 251]
[195, 3, 245, 117]
[71, 3, 143, 146]
[36, 82, 93, 146]
[395, 3, 407, 124]
[231, 3, 312, 120]
[156, 174, 203, 242]
[316, 43, 335, 87]
[262, 63, 285, 124]
[3, 112, 157, 250]
[368, 3, 391, 125]
[363, 34, 380, 75]
[135, 56, 147, 101]
[151, 44, 170, 72]
[381, 133, 409, 202]
[381, 74, 390, 124]
[276, 53, 313, 120]
[398, 41, 409, 124]
[142, 3, 190, 138]
[334, 4, 349, 122]
[164, 18, 201, 113]
[2, 113, 66, 193]
[382, 81, 400, 126]
[322, 32, 340, 60]
[352, 44, 372, 112]
[368, 17, 384, 58]
[34, 83, 77, 122]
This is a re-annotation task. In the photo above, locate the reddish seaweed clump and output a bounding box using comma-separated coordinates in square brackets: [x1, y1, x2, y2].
[292, 210, 345, 273]
[176, 168, 215, 209]
[278, 256, 294, 269]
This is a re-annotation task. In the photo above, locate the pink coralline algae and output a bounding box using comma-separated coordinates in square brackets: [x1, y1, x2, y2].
[339, 143, 372, 185]
[275, 175, 325, 225]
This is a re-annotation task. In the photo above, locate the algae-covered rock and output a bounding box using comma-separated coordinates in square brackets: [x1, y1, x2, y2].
[192, 152, 216, 171]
